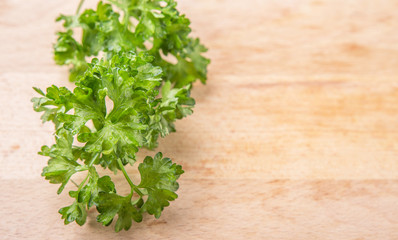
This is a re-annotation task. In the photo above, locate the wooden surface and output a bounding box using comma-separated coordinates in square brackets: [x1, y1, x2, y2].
[1, 0, 398, 239]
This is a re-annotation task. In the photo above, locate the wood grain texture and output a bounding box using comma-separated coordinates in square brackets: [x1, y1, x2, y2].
[1, 0, 398, 239]
[2, 179, 398, 239]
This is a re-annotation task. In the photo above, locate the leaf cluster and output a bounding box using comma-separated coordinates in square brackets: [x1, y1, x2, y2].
[32, 0, 208, 232]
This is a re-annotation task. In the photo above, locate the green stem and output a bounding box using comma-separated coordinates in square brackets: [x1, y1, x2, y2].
[123, 0, 130, 28]
[70, 179, 79, 188]
[76, 0, 86, 15]
[74, 153, 98, 191]
[78, 173, 90, 191]
[88, 152, 99, 167]
[116, 158, 143, 197]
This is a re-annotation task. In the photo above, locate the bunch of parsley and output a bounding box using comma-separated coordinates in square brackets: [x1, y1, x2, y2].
[32, 0, 209, 232]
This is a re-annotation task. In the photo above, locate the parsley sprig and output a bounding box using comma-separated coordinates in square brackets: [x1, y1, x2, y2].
[32, 0, 208, 232]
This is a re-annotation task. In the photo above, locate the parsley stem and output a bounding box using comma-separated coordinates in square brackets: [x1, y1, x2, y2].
[116, 158, 143, 197]
[123, 0, 130, 28]
[70, 179, 79, 188]
[76, 0, 86, 15]
[78, 173, 90, 191]
[88, 153, 99, 167]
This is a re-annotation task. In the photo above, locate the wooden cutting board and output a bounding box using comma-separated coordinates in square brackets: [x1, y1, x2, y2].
[1, 0, 398, 239]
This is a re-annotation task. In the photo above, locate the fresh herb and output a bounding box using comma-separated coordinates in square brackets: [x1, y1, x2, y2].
[32, 0, 209, 232]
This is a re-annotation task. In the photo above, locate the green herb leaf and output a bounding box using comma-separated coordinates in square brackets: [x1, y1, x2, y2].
[138, 152, 184, 218]
[33, 0, 208, 232]
[96, 192, 143, 232]
[59, 200, 87, 226]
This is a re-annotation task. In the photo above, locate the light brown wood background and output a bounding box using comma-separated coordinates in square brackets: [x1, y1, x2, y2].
[1, 0, 398, 239]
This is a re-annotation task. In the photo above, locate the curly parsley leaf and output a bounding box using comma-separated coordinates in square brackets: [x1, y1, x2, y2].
[33, 0, 208, 232]
[96, 192, 143, 232]
[138, 152, 184, 218]
[54, 0, 210, 86]
[40, 130, 84, 194]
[59, 198, 88, 226]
